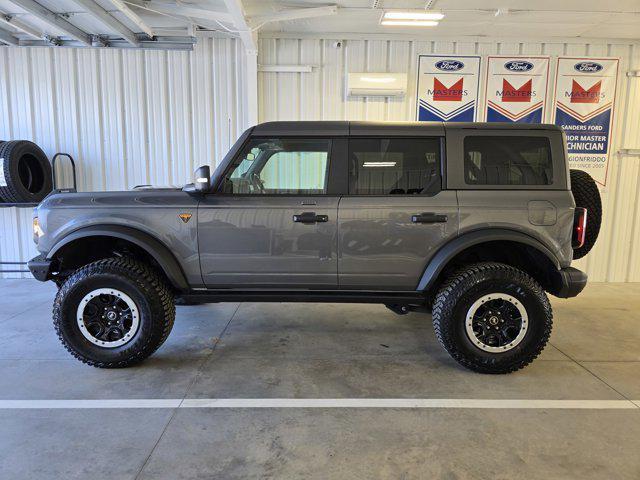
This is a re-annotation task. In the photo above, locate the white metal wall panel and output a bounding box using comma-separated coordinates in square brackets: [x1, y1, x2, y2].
[1, 36, 638, 283]
[0, 38, 247, 277]
[258, 37, 640, 282]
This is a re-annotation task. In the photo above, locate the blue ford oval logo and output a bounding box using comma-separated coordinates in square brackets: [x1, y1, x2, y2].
[574, 62, 603, 73]
[435, 60, 464, 71]
[504, 60, 534, 72]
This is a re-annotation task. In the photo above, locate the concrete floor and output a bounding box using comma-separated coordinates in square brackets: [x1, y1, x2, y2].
[0, 280, 639, 480]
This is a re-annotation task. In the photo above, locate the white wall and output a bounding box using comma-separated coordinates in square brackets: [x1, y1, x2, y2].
[0, 37, 247, 277]
[1, 35, 639, 282]
[257, 36, 640, 282]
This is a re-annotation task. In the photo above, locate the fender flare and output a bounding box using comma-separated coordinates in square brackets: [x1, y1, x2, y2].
[416, 229, 561, 291]
[47, 225, 189, 291]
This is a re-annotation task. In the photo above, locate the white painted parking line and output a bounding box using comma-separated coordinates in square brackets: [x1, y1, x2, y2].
[0, 399, 183, 409]
[0, 399, 638, 410]
[181, 399, 639, 409]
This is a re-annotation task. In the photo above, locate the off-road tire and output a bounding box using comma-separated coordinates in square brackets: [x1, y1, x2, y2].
[53, 257, 175, 368]
[432, 262, 552, 374]
[570, 169, 601, 259]
[0, 140, 52, 203]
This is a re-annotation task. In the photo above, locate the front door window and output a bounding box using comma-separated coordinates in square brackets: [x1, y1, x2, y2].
[223, 139, 331, 195]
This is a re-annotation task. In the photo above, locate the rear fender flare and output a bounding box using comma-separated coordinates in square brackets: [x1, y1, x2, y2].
[47, 225, 189, 291]
[416, 229, 561, 291]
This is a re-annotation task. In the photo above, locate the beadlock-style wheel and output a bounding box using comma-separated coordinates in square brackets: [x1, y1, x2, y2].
[76, 288, 140, 348]
[432, 262, 553, 374]
[465, 293, 528, 353]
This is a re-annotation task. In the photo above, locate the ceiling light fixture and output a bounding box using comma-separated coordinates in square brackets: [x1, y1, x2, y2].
[363, 161, 397, 167]
[380, 20, 439, 26]
[383, 11, 445, 21]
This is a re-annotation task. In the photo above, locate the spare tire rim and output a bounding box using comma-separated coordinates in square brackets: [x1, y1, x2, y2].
[76, 288, 140, 348]
[465, 293, 528, 353]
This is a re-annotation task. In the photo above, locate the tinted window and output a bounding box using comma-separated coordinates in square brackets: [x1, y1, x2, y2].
[464, 136, 552, 185]
[348, 138, 441, 195]
[224, 138, 330, 194]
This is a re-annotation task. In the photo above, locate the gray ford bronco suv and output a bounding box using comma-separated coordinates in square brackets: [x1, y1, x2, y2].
[28, 121, 601, 374]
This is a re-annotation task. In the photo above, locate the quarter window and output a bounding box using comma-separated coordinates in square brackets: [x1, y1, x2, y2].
[464, 136, 553, 186]
[223, 139, 331, 195]
[348, 138, 441, 195]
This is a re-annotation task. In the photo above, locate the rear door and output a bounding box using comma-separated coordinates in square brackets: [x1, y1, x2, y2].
[199, 137, 343, 289]
[338, 135, 459, 290]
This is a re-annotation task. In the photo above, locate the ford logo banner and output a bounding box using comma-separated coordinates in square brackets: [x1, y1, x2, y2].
[574, 62, 603, 73]
[504, 60, 534, 72]
[435, 60, 465, 71]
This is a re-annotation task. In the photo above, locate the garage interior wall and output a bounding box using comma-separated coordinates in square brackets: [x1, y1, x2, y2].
[1, 35, 639, 282]
[258, 36, 640, 282]
[0, 37, 247, 278]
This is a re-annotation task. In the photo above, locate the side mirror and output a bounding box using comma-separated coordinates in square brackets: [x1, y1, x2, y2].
[194, 165, 211, 193]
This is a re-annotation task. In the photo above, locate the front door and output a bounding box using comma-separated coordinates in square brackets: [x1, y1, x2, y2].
[199, 137, 340, 289]
[338, 137, 459, 290]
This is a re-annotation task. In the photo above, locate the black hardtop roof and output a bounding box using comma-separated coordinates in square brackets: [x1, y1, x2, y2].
[251, 121, 563, 136]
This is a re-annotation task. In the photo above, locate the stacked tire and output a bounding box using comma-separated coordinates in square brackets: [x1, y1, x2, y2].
[0, 140, 52, 203]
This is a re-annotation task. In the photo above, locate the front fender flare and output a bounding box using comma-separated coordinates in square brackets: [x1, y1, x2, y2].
[416, 229, 561, 291]
[47, 225, 189, 292]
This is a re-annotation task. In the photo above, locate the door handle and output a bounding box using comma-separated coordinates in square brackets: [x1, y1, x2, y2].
[412, 212, 448, 224]
[293, 212, 329, 224]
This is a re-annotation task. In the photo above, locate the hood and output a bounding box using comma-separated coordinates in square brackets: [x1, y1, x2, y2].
[38, 187, 189, 211]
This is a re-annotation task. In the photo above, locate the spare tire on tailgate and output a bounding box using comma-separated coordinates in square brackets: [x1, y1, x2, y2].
[570, 169, 602, 259]
[0, 140, 52, 203]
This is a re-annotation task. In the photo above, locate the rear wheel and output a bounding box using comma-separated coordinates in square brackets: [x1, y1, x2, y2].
[432, 262, 552, 374]
[53, 257, 175, 368]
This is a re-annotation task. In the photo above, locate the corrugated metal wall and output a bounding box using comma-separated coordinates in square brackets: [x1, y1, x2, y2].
[258, 37, 640, 282]
[0, 37, 247, 277]
[1, 35, 639, 282]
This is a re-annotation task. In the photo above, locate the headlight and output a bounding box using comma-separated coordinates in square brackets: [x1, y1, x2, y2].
[33, 217, 44, 243]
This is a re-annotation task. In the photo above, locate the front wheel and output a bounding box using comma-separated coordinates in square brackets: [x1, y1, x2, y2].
[53, 257, 175, 368]
[432, 262, 552, 374]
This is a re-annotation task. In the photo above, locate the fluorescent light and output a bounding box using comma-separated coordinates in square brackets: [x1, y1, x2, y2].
[363, 162, 397, 167]
[380, 20, 439, 27]
[383, 11, 445, 21]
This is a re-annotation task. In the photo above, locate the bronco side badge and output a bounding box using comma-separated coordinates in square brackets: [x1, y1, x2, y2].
[178, 213, 192, 223]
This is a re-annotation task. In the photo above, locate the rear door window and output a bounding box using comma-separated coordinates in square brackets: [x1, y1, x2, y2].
[348, 138, 441, 195]
[464, 136, 552, 186]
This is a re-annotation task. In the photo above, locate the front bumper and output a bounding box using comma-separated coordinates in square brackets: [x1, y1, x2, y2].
[28, 254, 52, 282]
[550, 267, 588, 298]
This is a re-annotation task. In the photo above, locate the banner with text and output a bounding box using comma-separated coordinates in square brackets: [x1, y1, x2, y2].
[553, 57, 619, 186]
[485, 56, 550, 123]
[416, 55, 480, 122]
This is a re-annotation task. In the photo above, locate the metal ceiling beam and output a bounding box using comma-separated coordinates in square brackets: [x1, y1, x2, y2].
[8, 0, 92, 45]
[71, 0, 139, 46]
[250, 5, 338, 26]
[19, 35, 195, 50]
[107, 0, 154, 38]
[0, 11, 43, 39]
[223, 0, 256, 51]
[142, 2, 233, 25]
[0, 26, 19, 45]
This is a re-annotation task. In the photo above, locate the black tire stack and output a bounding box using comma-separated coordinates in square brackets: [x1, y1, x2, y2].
[0, 140, 53, 204]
